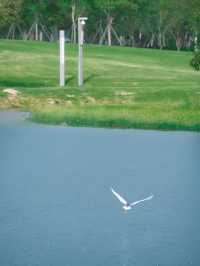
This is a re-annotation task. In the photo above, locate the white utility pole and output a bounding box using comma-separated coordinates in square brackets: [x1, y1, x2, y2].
[59, 30, 65, 87]
[78, 17, 88, 87]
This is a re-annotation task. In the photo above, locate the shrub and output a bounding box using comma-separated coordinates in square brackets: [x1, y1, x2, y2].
[190, 50, 200, 70]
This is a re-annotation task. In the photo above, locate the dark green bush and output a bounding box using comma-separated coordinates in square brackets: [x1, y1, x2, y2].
[190, 51, 200, 70]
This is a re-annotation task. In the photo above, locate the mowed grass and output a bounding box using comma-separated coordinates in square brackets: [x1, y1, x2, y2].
[0, 39, 200, 131]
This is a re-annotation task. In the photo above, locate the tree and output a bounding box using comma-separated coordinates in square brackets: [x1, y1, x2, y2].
[93, 0, 133, 46]
[165, 0, 192, 50]
[0, 0, 198, 51]
[0, 0, 22, 28]
[187, 0, 200, 50]
[0, 0, 23, 39]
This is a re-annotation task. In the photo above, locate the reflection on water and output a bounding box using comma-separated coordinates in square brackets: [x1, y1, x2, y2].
[0, 111, 200, 266]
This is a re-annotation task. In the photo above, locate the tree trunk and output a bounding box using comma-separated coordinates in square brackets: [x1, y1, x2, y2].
[39, 31, 43, 41]
[162, 33, 166, 48]
[7, 24, 13, 39]
[194, 32, 198, 52]
[111, 26, 122, 45]
[25, 23, 34, 40]
[158, 12, 163, 49]
[107, 15, 113, 46]
[92, 21, 103, 43]
[99, 25, 108, 45]
[40, 24, 51, 41]
[147, 34, 155, 48]
[130, 34, 135, 47]
[139, 31, 142, 46]
[35, 22, 38, 41]
[71, 3, 76, 44]
[175, 34, 182, 51]
[12, 25, 15, 39]
[158, 31, 163, 49]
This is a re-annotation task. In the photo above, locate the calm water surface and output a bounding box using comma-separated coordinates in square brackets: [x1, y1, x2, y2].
[0, 111, 200, 266]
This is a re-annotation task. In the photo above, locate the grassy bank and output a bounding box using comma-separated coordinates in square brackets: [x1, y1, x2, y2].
[0, 40, 200, 131]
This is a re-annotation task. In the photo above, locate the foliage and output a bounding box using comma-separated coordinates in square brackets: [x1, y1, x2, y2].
[0, 0, 22, 27]
[190, 50, 200, 70]
[0, 0, 199, 50]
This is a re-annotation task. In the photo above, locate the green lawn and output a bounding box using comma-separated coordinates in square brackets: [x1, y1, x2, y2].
[0, 39, 200, 131]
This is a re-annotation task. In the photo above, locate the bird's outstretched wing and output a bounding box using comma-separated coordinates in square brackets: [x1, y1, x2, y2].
[130, 194, 154, 207]
[110, 187, 127, 205]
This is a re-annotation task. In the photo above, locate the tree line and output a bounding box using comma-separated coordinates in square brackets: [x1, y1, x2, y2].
[0, 0, 199, 51]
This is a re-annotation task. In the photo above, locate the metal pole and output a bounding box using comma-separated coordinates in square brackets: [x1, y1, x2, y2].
[78, 43, 83, 86]
[59, 30, 65, 87]
[78, 21, 83, 86]
[78, 17, 87, 87]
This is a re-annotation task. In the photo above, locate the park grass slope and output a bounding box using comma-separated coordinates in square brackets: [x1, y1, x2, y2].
[0, 40, 200, 131]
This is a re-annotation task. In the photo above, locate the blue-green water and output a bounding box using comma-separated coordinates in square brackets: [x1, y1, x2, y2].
[0, 111, 200, 266]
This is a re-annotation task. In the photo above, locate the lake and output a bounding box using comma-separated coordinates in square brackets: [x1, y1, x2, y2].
[0, 111, 200, 266]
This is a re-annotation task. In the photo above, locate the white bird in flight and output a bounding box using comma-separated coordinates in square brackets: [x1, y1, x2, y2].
[110, 187, 154, 212]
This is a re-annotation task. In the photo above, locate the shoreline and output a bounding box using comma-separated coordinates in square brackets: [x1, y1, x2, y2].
[0, 103, 200, 133]
[1, 109, 200, 135]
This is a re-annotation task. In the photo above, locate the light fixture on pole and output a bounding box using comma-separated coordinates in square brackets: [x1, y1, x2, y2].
[78, 17, 88, 87]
